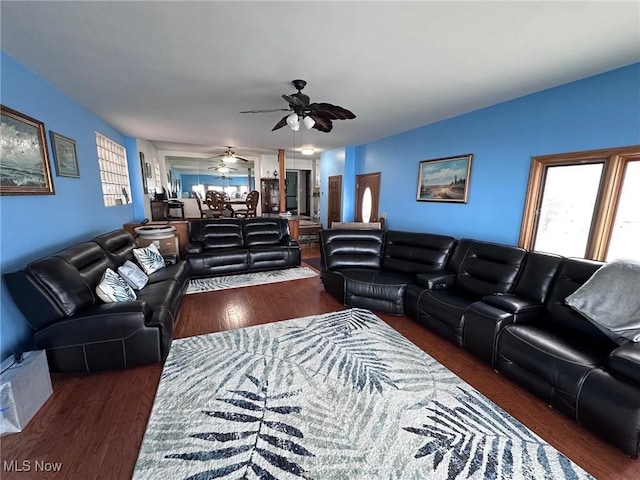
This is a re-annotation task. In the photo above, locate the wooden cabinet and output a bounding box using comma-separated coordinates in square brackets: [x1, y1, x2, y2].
[260, 178, 280, 216]
[123, 221, 189, 259]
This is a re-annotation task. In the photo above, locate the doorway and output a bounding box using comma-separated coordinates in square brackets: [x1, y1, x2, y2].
[355, 172, 381, 223]
[285, 170, 312, 216]
[327, 175, 342, 227]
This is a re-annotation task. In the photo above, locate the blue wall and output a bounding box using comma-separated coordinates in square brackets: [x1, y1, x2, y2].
[324, 63, 639, 244]
[0, 52, 138, 360]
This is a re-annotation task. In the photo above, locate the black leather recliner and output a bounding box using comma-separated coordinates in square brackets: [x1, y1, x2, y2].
[320, 229, 456, 315]
[186, 217, 301, 278]
[4, 230, 189, 372]
[404, 239, 527, 345]
[491, 257, 640, 457]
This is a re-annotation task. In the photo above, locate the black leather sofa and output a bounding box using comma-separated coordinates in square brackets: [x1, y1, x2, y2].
[186, 217, 301, 278]
[4, 229, 190, 373]
[319, 229, 456, 314]
[319, 228, 640, 457]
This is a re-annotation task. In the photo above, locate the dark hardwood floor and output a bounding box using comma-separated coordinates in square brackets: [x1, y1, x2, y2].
[1, 248, 637, 479]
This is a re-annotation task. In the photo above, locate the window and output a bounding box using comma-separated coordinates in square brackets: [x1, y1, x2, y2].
[95, 133, 132, 207]
[153, 159, 161, 193]
[519, 146, 640, 261]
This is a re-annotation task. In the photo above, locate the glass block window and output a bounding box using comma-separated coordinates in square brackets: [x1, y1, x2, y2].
[96, 133, 131, 206]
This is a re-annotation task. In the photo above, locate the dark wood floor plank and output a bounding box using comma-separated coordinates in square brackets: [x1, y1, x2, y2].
[1, 248, 637, 479]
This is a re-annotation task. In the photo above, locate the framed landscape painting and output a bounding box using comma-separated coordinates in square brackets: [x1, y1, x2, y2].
[50, 131, 80, 178]
[416, 154, 472, 203]
[0, 105, 55, 195]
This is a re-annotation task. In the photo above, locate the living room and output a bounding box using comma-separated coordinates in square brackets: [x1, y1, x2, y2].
[1, 2, 639, 479]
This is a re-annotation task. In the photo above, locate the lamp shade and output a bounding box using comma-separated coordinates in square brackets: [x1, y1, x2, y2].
[303, 115, 315, 130]
[286, 113, 299, 129]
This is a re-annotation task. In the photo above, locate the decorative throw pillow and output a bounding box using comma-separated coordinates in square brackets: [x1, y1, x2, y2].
[117, 260, 149, 290]
[96, 268, 137, 303]
[565, 258, 640, 344]
[133, 243, 166, 275]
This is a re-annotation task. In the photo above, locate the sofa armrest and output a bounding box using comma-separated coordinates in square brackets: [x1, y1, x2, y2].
[606, 342, 640, 386]
[482, 294, 542, 315]
[186, 242, 203, 254]
[415, 271, 456, 289]
[283, 238, 300, 248]
[481, 294, 543, 325]
[33, 302, 155, 347]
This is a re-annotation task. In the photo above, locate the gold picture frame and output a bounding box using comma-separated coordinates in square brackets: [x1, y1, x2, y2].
[1, 105, 55, 195]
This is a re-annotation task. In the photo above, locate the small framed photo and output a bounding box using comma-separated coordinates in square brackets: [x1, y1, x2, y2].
[416, 154, 473, 203]
[1, 105, 55, 195]
[50, 131, 80, 178]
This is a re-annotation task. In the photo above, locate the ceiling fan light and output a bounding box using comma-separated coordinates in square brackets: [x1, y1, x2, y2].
[303, 115, 315, 130]
[217, 166, 230, 173]
[300, 148, 314, 155]
[290, 122, 300, 131]
[286, 113, 299, 129]
[222, 156, 237, 164]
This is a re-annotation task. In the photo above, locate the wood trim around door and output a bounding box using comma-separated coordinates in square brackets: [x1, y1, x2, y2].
[355, 172, 381, 223]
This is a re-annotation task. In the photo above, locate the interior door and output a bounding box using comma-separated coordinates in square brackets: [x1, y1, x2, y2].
[286, 171, 298, 214]
[327, 175, 342, 227]
[355, 172, 381, 222]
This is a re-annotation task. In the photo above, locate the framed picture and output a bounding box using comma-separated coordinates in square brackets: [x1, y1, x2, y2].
[0, 105, 55, 195]
[50, 131, 80, 178]
[416, 154, 472, 203]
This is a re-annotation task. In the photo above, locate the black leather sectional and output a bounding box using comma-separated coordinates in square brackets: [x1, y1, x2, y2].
[319, 228, 640, 457]
[4, 230, 190, 373]
[186, 217, 301, 278]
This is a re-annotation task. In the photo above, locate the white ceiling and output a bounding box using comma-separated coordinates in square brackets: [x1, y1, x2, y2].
[2, 1, 639, 164]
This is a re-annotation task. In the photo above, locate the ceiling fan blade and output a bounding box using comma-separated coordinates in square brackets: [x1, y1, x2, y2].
[240, 108, 292, 113]
[234, 156, 250, 162]
[309, 115, 333, 133]
[309, 103, 356, 120]
[271, 115, 288, 131]
[282, 94, 307, 110]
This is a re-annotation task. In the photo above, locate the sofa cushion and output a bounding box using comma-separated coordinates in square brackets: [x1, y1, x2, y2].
[96, 268, 137, 303]
[455, 241, 526, 296]
[93, 229, 137, 266]
[497, 323, 611, 416]
[383, 230, 455, 274]
[565, 259, 640, 344]
[243, 218, 286, 247]
[133, 243, 166, 275]
[117, 260, 149, 290]
[24, 256, 96, 320]
[320, 229, 385, 271]
[202, 221, 244, 250]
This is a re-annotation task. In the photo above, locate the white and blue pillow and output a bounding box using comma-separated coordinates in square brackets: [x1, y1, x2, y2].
[96, 268, 137, 303]
[118, 260, 149, 290]
[133, 243, 166, 275]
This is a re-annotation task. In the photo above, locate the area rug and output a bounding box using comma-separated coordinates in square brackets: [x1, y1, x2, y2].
[133, 308, 592, 480]
[302, 257, 321, 271]
[186, 267, 317, 294]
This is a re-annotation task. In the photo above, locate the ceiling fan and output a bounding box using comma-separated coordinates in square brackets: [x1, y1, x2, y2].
[207, 162, 238, 173]
[207, 146, 249, 164]
[240, 79, 356, 133]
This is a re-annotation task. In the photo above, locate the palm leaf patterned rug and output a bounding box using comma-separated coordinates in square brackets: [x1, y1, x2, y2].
[186, 267, 317, 294]
[133, 308, 592, 480]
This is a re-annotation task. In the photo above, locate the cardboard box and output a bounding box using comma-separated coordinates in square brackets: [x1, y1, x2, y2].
[1, 350, 53, 435]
